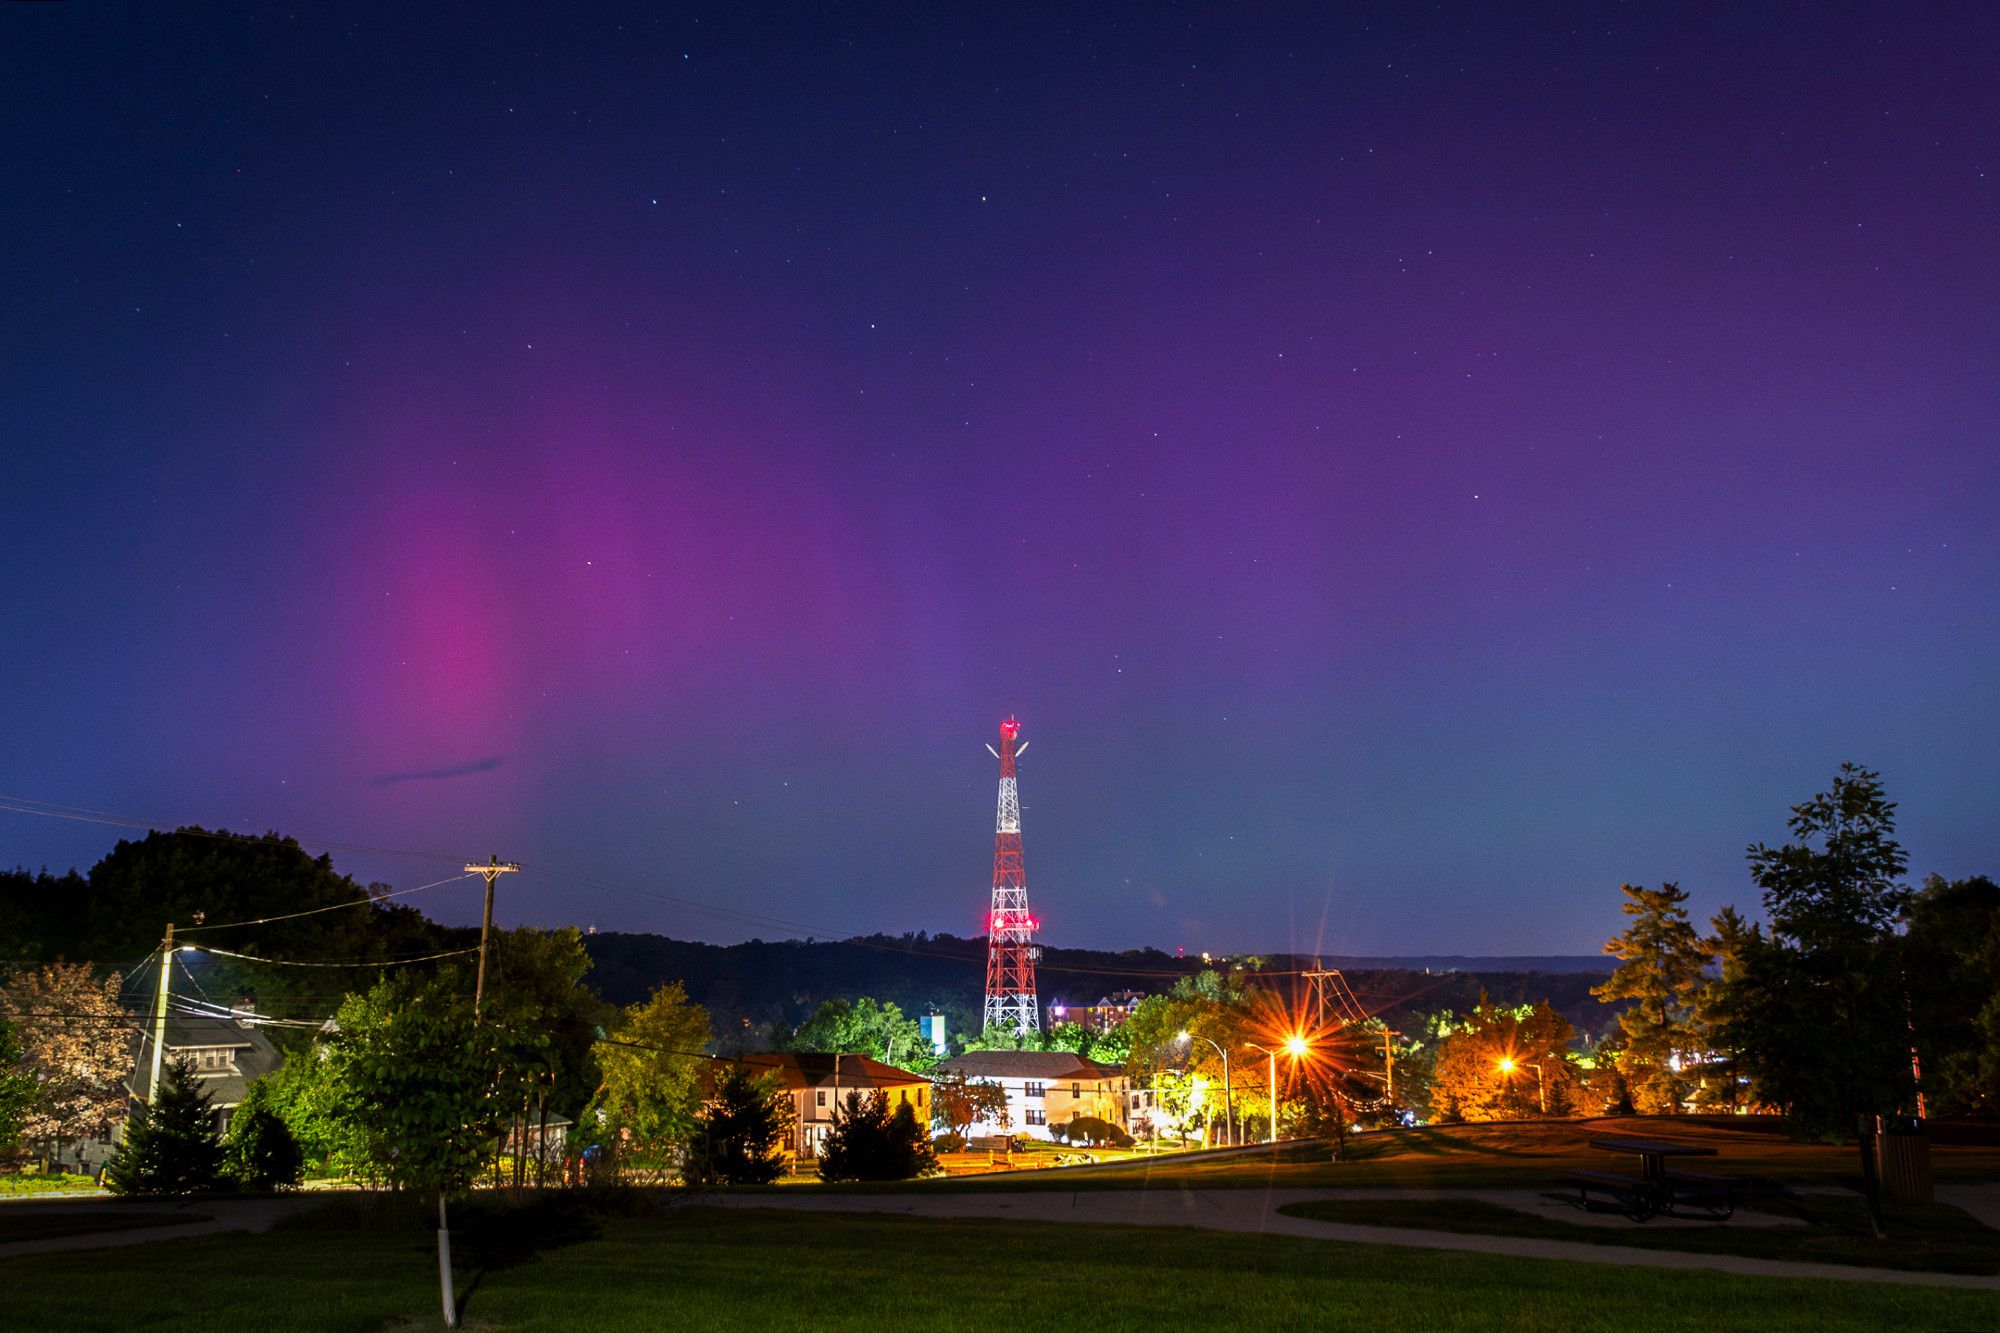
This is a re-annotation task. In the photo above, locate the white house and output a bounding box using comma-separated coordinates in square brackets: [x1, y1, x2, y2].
[934, 1050, 1129, 1142]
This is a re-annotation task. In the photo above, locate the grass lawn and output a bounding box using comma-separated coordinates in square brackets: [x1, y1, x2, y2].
[2, 1202, 1995, 1331]
[838, 1116, 2000, 1193]
[1278, 1194, 2000, 1275]
[0, 1173, 106, 1198]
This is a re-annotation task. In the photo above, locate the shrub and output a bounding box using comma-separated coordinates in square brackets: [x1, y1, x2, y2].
[1057, 1116, 1132, 1148]
[222, 1085, 304, 1191]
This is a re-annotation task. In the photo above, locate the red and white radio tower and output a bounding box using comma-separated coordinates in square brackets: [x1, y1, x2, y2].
[982, 716, 1040, 1035]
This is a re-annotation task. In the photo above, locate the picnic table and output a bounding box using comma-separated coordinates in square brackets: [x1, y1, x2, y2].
[1561, 1137, 1732, 1220]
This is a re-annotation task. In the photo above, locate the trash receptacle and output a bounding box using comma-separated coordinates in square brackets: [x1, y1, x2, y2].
[1876, 1117, 1933, 1202]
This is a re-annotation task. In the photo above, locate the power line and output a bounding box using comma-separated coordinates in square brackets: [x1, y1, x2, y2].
[0, 794, 472, 867]
[178, 873, 477, 934]
[191, 944, 480, 969]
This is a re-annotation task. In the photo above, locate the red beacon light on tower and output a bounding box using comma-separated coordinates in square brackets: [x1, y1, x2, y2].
[999, 716, 1020, 740]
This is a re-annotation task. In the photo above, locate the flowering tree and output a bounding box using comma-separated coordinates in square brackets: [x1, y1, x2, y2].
[0, 963, 131, 1167]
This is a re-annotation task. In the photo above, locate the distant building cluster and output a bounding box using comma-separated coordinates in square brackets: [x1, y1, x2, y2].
[1044, 990, 1147, 1033]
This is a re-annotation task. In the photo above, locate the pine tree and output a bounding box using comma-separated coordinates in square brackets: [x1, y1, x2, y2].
[1593, 882, 1709, 1113]
[817, 1091, 936, 1181]
[692, 1065, 790, 1185]
[107, 1056, 223, 1195]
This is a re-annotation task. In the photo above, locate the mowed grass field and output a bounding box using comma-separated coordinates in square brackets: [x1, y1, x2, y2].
[852, 1116, 2000, 1192]
[3, 1203, 1995, 1332]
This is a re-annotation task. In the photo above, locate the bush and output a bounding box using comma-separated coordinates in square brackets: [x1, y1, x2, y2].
[106, 1057, 223, 1196]
[222, 1086, 304, 1191]
[932, 1131, 967, 1153]
[1056, 1116, 1132, 1148]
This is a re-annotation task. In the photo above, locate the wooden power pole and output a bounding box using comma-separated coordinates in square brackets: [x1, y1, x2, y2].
[147, 923, 175, 1101]
[466, 856, 519, 1016]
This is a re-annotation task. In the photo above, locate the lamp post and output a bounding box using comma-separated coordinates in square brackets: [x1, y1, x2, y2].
[1178, 1031, 1234, 1147]
[1498, 1056, 1546, 1114]
[1250, 1035, 1311, 1144]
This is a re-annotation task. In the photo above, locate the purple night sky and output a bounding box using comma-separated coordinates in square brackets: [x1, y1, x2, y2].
[3, 5, 1995, 955]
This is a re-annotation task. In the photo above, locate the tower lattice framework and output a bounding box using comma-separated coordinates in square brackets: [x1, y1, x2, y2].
[982, 716, 1040, 1035]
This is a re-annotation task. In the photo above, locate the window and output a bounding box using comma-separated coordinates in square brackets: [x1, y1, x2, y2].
[816, 1090, 826, 1107]
[1071, 1083, 1081, 1097]
[1024, 1081, 1044, 1097]
[1025, 1109, 1046, 1127]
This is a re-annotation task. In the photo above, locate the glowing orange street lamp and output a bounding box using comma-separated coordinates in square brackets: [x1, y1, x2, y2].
[1255, 1034, 1312, 1144]
[1498, 1055, 1546, 1113]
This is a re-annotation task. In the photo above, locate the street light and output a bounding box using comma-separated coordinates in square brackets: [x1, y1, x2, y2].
[1497, 1056, 1546, 1114]
[1178, 1030, 1235, 1147]
[1250, 1034, 1312, 1144]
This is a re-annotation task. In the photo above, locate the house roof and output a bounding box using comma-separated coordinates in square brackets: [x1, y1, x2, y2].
[731, 1052, 929, 1092]
[936, 1050, 1124, 1081]
[127, 1013, 283, 1108]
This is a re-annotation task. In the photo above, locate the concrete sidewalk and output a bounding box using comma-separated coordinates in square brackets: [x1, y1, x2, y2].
[706, 1186, 2000, 1291]
[0, 1197, 311, 1260]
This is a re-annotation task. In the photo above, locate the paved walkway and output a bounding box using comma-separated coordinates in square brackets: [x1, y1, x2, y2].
[0, 1197, 311, 1261]
[707, 1187, 2000, 1291]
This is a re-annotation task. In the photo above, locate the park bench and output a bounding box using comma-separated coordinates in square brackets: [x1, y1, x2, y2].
[1559, 1168, 1652, 1219]
[1663, 1169, 1735, 1220]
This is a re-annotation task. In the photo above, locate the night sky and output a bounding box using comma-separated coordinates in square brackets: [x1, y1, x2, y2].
[3, 5, 1996, 957]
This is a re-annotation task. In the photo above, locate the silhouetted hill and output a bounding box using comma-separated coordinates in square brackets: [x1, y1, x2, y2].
[582, 932, 1619, 1045]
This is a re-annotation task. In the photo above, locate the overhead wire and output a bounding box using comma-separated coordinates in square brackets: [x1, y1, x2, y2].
[190, 943, 480, 969]
[177, 872, 478, 934]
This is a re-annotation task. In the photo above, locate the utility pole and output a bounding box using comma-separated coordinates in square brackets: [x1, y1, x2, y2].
[1382, 1029, 1398, 1102]
[466, 856, 519, 1016]
[148, 923, 175, 1102]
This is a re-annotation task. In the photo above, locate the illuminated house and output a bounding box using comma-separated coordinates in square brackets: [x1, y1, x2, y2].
[731, 1052, 931, 1159]
[934, 1050, 1129, 1142]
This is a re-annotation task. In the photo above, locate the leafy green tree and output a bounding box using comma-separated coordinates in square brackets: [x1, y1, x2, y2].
[590, 982, 712, 1175]
[479, 927, 611, 1185]
[250, 1041, 355, 1176]
[1903, 875, 2000, 1115]
[1431, 999, 1579, 1121]
[107, 1057, 223, 1195]
[221, 1082, 304, 1190]
[71, 830, 459, 1010]
[817, 1091, 936, 1181]
[324, 976, 504, 1192]
[1722, 765, 1914, 1139]
[690, 1065, 791, 1185]
[787, 997, 927, 1069]
[1593, 883, 1710, 1113]
[1121, 971, 1262, 1142]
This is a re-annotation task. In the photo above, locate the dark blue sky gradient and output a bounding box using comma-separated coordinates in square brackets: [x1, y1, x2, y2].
[3, 4, 1996, 954]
